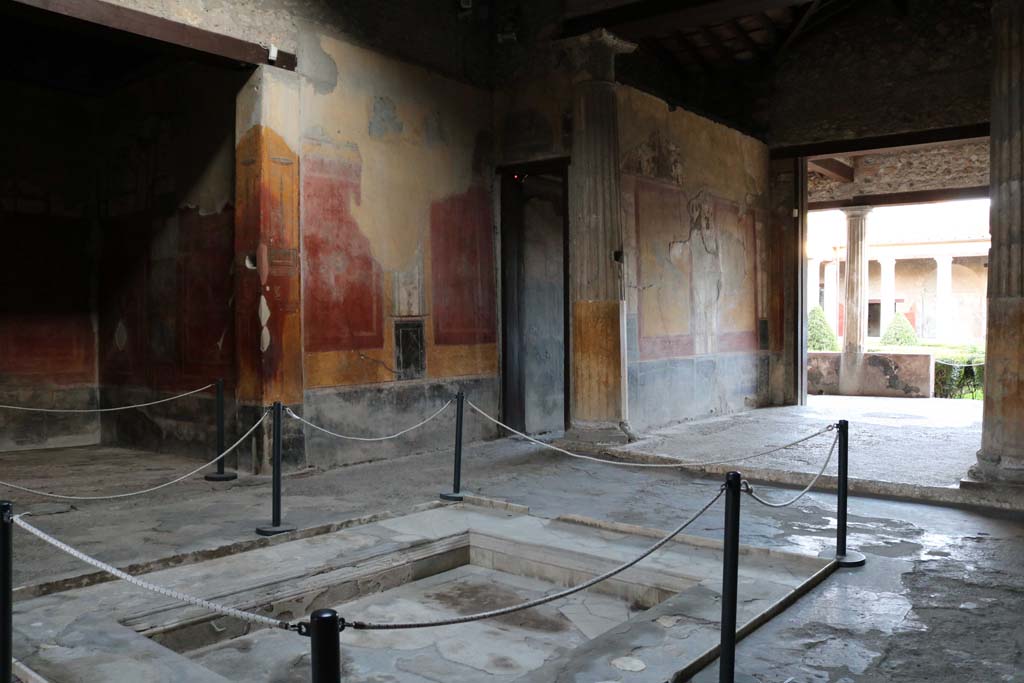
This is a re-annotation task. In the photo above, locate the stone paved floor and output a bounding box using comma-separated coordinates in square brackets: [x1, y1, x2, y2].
[622, 395, 983, 489]
[3, 399, 1022, 681]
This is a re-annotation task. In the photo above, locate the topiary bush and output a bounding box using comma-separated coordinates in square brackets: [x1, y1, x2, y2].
[880, 313, 918, 346]
[808, 305, 840, 352]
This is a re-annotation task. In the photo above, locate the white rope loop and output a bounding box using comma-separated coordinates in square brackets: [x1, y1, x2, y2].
[13, 514, 290, 630]
[0, 383, 215, 413]
[934, 359, 985, 368]
[742, 431, 839, 508]
[0, 411, 269, 501]
[466, 399, 834, 469]
[347, 487, 725, 630]
[286, 401, 452, 442]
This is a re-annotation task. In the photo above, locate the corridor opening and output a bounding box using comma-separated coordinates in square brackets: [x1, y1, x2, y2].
[499, 162, 570, 435]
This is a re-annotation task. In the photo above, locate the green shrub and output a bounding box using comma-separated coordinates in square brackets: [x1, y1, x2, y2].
[880, 313, 918, 346]
[808, 306, 840, 352]
[934, 352, 985, 400]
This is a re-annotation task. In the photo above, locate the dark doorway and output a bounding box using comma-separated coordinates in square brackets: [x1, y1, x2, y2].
[499, 161, 569, 434]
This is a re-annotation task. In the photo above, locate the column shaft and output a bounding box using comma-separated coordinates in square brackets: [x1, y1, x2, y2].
[977, 0, 1024, 481]
[842, 208, 871, 354]
[569, 79, 626, 425]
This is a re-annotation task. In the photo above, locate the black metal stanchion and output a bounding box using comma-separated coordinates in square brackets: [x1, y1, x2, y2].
[440, 391, 466, 502]
[718, 472, 741, 683]
[206, 379, 237, 482]
[2, 501, 12, 683]
[834, 419, 866, 567]
[309, 609, 341, 683]
[256, 402, 295, 536]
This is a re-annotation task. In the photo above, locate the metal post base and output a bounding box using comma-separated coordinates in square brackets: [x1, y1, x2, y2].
[439, 492, 465, 502]
[256, 524, 296, 537]
[820, 548, 867, 567]
[204, 472, 238, 482]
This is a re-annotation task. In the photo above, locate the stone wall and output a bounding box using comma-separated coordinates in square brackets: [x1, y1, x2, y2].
[617, 87, 769, 430]
[808, 140, 990, 203]
[808, 351, 934, 398]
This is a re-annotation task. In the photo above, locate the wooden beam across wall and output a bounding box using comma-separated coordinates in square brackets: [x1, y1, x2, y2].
[9, 0, 297, 70]
[808, 185, 990, 211]
[808, 157, 854, 182]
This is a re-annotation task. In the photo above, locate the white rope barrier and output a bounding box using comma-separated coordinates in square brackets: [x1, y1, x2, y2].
[0, 384, 215, 413]
[742, 432, 839, 508]
[346, 487, 725, 630]
[0, 411, 269, 501]
[466, 399, 835, 469]
[286, 401, 452, 442]
[934, 359, 985, 368]
[13, 514, 291, 630]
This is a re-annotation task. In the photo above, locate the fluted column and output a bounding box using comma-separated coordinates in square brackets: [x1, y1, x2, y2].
[976, 0, 1024, 482]
[839, 206, 871, 394]
[562, 30, 636, 427]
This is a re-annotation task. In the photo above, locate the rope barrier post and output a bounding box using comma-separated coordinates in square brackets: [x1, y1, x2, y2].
[718, 472, 741, 683]
[834, 420, 866, 568]
[205, 379, 237, 482]
[440, 391, 466, 502]
[257, 402, 295, 536]
[2, 502, 11, 683]
[0, 503, 12, 683]
[309, 609, 341, 683]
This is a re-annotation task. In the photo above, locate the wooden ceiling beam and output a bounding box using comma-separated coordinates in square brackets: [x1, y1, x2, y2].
[808, 157, 854, 182]
[563, 0, 814, 38]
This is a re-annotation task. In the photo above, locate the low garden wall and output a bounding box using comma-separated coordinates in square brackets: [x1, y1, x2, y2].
[807, 352, 934, 398]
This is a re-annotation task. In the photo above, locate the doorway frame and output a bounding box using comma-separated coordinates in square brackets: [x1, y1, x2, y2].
[496, 157, 571, 432]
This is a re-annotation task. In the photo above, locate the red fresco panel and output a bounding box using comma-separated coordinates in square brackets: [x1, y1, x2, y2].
[430, 187, 496, 346]
[302, 155, 384, 352]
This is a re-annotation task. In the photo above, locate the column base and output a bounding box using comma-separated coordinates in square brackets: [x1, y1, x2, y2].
[970, 452, 1024, 484]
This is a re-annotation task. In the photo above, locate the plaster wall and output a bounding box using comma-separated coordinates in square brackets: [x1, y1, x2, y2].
[808, 351, 934, 398]
[95, 62, 246, 457]
[0, 82, 99, 451]
[296, 33, 500, 469]
[617, 87, 768, 430]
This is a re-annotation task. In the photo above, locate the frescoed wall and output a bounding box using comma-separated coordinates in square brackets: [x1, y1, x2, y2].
[618, 87, 769, 429]
[297, 35, 499, 469]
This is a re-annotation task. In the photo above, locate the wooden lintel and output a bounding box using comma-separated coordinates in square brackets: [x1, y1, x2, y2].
[808, 157, 854, 182]
[9, 0, 297, 70]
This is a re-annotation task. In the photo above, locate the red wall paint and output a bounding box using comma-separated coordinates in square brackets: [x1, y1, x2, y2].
[302, 155, 384, 352]
[0, 213, 95, 386]
[430, 187, 496, 346]
[98, 208, 235, 390]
